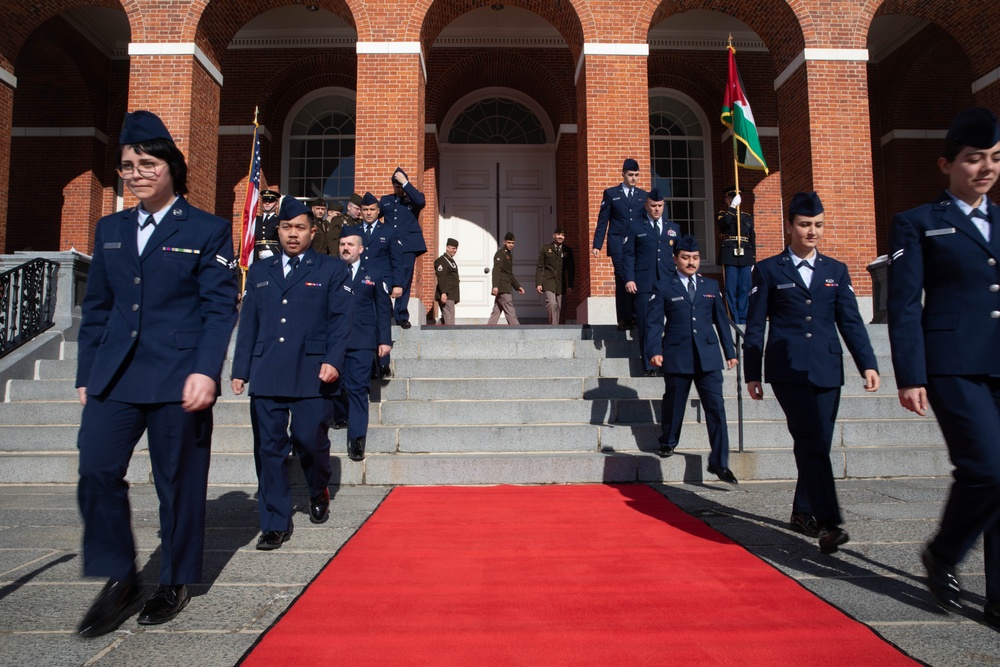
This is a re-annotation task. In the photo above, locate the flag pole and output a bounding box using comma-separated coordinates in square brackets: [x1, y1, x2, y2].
[728, 35, 743, 254]
[238, 106, 260, 296]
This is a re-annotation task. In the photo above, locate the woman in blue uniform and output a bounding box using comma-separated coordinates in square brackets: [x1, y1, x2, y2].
[887, 107, 1000, 625]
[743, 191, 879, 553]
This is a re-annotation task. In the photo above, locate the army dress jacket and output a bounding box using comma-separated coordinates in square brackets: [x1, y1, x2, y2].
[645, 274, 736, 376]
[492, 247, 521, 295]
[232, 248, 352, 398]
[716, 207, 756, 267]
[743, 250, 877, 388]
[312, 217, 343, 257]
[535, 243, 575, 295]
[76, 196, 238, 402]
[434, 253, 460, 304]
[887, 192, 1000, 387]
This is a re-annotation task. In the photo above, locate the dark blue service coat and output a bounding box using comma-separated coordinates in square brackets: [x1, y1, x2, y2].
[743, 251, 877, 388]
[231, 248, 352, 397]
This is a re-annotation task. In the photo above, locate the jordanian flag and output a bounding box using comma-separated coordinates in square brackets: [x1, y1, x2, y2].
[721, 45, 768, 173]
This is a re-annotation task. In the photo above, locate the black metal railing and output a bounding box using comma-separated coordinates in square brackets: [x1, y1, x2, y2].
[726, 317, 746, 453]
[0, 258, 60, 359]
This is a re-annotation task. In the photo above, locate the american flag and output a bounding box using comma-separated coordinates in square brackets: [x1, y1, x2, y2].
[238, 113, 262, 269]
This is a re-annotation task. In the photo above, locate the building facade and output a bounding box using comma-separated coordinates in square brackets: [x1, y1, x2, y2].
[2, 0, 995, 322]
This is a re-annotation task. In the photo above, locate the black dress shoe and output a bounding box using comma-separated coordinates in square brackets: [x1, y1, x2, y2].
[643, 369, 658, 377]
[256, 523, 294, 551]
[657, 443, 675, 458]
[984, 601, 1000, 629]
[310, 489, 330, 524]
[77, 573, 141, 638]
[399, 320, 412, 329]
[921, 546, 963, 611]
[616, 322, 629, 331]
[137, 585, 190, 625]
[348, 437, 366, 461]
[332, 420, 348, 430]
[789, 512, 820, 538]
[818, 526, 849, 553]
[707, 465, 738, 484]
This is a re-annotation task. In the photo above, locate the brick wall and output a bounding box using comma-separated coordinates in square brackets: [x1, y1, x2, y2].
[581, 54, 650, 300]
[7, 15, 115, 253]
[3, 0, 1000, 308]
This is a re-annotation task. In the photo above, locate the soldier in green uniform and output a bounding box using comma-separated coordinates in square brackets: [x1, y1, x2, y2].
[434, 238, 460, 325]
[488, 232, 524, 325]
[535, 227, 575, 325]
[310, 197, 343, 257]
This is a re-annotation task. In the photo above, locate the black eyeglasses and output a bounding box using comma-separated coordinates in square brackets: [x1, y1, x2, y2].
[116, 160, 166, 178]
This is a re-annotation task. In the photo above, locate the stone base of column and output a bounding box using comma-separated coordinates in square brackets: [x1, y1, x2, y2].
[576, 297, 617, 325]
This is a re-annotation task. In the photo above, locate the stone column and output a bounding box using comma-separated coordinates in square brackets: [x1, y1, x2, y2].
[576, 45, 649, 324]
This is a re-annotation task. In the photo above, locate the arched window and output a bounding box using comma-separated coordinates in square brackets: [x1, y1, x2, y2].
[448, 97, 547, 144]
[286, 92, 355, 202]
[649, 94, 711, 256]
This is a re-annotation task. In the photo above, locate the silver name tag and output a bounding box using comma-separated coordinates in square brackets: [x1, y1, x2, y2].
[256, 281, 268, 288]
[777, 283, 796, 290]
[670, 296, 685, 302]
[103, 242, 121, 249]
[925, 228, 956, 237]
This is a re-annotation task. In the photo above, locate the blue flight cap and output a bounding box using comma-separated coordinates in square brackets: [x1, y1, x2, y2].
[946, 108, 1000, 149]
[622, 158, 639, 172]
[674, 234, 699, 255]
[278, 196, 310, 221]
[392, 167, 408, 183]
[339, 226, 362, 240]
[119, 110, 173, 144]
[788, 191, 824, 219]
[361, 192, 379, 206]
[647, 188, 664, 202]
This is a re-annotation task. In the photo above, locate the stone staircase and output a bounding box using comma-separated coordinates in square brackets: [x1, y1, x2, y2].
[0, 323, 948, 486]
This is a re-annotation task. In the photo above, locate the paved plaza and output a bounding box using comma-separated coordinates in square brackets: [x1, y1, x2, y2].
[0, 478, 997, 666]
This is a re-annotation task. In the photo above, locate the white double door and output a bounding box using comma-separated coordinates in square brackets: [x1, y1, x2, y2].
[439, 146, 556, 322]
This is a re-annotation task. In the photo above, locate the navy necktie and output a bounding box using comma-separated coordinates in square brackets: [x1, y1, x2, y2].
[971, 209, 989, 221]
[687, 278, 696, 302]
[287, 256, 300, 278]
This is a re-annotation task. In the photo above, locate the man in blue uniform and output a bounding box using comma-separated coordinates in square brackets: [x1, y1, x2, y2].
[887, 107, 1000, 626]
[716, 185, 756, 324]
[231, 196, 352, 549]
[593, 159, 648, 330]
[344, 192, 402, 379]
[622, 188, 679, 375]
[337, 228, 393, 461]
[646, 235, 738, 483]
[380, 167, 427, 328]
[75, 110, 238, 637]
[744, 191, 879, 554]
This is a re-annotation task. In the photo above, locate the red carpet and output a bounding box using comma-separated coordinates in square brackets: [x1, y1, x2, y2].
[240, 484, 918, 666]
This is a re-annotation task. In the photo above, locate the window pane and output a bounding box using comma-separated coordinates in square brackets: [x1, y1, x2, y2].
[448, 97, 547, 144]
[649, 95, 709, 258]
[287, 94, 356, 198]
